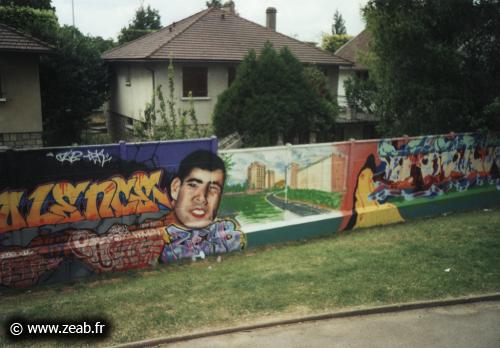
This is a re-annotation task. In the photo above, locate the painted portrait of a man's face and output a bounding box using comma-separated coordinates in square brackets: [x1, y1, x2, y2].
[169, 151, 226, 229]
[170, 168, 224, 229]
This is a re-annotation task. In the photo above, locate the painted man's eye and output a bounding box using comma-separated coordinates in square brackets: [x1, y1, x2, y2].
[209, 184, 221, 194]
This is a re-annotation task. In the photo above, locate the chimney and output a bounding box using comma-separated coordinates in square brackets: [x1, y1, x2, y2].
[266, 7, 277, 31]
[222, 1, 235, 15]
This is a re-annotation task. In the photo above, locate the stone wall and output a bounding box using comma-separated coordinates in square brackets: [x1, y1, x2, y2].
[0, 132, 43, 149]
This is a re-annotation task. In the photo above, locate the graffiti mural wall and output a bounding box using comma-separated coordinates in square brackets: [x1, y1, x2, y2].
[220, 133, 500, 236]
[1, 132, 499, 288]
[0, 140, 245, 288]
[340, 133, 500, 230]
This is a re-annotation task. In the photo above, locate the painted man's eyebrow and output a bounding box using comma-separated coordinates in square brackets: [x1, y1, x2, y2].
[185, 178, 222, 187]
[185, 178, 203, 184]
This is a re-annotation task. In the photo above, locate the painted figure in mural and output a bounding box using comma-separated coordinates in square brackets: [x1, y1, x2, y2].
[160, 150, 245, 263]
[346, 154, 404, 229]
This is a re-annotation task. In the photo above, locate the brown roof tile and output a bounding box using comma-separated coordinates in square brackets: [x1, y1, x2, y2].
[335, 29, 371, 70]
[102, 8, 350, 66]
[0, 23, 52, 53]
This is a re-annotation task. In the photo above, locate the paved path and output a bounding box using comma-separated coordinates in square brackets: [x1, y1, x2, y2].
[266, 193, 330, 216]
[165, 301, 500, 348]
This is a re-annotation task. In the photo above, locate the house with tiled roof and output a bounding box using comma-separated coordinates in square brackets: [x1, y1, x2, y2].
[334, 29, 378, 140]
[102, 2, 352, 141]
[0, 23, 52, 148]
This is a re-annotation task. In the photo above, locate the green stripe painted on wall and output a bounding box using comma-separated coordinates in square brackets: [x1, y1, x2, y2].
[398, 188, 500, 220]
[246, 215, 344, 248]
[245, 188, 500, 249]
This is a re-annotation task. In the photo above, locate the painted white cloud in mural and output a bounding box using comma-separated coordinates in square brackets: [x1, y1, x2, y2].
[225, 148, 289, 186]
[223, 145, 344, 186]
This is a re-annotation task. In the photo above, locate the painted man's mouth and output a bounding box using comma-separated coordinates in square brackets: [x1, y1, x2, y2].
[190, 208, 207, 218]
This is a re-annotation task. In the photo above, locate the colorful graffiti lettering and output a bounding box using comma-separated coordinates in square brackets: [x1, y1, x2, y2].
[0, 170, 171, 234]
[68, 225, 164, 272]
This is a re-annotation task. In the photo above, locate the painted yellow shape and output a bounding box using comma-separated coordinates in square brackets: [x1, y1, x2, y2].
[354, 168, 404, 229]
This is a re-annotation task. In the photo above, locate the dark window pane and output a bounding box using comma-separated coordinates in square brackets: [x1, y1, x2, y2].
[183, 67, 208, 97]
[356, 71, 369, 81]
[0, 73, 3, 97]
[228, 66, 236, 87]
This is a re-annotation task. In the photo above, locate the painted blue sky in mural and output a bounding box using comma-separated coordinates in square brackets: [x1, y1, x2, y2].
[222, 144, 342, 186]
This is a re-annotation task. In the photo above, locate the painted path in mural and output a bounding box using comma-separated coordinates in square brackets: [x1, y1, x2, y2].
[266, 193, 331, 216]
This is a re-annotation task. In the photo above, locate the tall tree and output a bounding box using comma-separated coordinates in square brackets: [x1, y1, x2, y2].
[0, 5, 57, 42]
[321, 34, 351, 53]
[213, 43, 337, 146]
[118, 5, 161, 44]
[322, 9, 351, 53]
[206, 0, 222, 8]
[40, 27, 110, 145]
[363, 0, 500, 136]
[332, 9, 347, 35]
[0, 0, 53, 10]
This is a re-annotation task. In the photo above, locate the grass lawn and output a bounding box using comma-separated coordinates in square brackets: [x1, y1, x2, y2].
[275, 188, 343, 210]
[219, 192, 284, 224]
[1, 208, 499, 347]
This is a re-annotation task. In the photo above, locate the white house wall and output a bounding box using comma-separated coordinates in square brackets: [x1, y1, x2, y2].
[111, 63, 154, 121]
[110, 62, 340, 128]
[154, 62, 230, 126]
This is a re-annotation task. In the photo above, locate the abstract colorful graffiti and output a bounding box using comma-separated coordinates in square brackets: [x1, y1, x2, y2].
[0, 140, 245, 288]
[341, 133, 500, 230]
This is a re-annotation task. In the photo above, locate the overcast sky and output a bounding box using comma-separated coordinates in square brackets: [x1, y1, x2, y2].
[51, 0, 368, 43]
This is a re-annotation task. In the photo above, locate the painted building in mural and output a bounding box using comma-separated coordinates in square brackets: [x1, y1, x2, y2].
[247, 161, 266, 191]
[289, 163, 299, 189]
[295, 153, 347, 193]
[266, 170, 276, 189]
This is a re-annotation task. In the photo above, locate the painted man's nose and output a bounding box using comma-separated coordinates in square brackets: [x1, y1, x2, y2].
[193, 189, 208, 204]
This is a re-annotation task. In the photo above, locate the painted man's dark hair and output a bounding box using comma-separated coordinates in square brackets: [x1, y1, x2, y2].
[176, 150, 226, 183]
